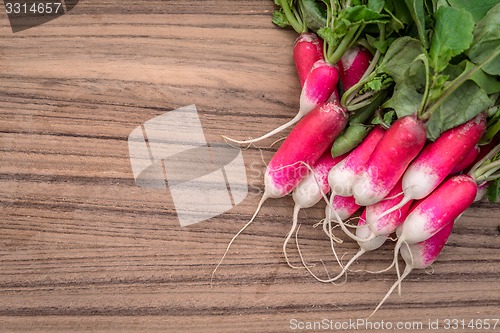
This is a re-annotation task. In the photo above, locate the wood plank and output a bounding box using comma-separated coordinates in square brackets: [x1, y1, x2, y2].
[1, 1, 499, 332]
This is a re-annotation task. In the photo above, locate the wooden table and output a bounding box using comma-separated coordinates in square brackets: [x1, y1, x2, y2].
[1, 1, 499, 332]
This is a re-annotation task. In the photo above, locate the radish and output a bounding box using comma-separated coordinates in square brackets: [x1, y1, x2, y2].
[265, 101, 348, 198]
[395, 175, 476, 249]
[450, 144, 480, 175]
[284, 151, 344, 268]
[212, 101, 348, 282]
[328, 125, 385, 197]
[352, 115, 427, 206]
[371, 220, 455, 316]
[224, 60, 339, 145]
[325, 194, 361, 222]
[292, 152, 343, 210]
[391, 174, 477, 294]
[338, 46, 373, 92]
[355, 210, 388, 252]
[377, 114, 486, 218]
[294, 32, 324, 87]
[366, 178, 413, 237]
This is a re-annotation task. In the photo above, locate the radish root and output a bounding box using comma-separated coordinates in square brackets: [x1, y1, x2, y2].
[369, 263, 413, 318]
[222, 115, 301, 145]
[369, 241, 414, 317]
[211, 193, 269, 286]
[295, 224, 348, 285]
[283, 205, 309, 269]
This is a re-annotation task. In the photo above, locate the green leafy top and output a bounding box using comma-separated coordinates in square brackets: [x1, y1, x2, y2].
[271, 0, 500, 141]
[369, 2, 500, 140]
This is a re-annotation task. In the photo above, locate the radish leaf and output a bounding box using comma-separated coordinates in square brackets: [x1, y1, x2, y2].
[462, 60, 500, 95]
[481, 107, 500, 144]
[300, 0, 327, 32]
[368, 0, 385, 13]
[383, 58, 426, 118]
[378, 37, 423, 84]
[429, 6, 474, 73]
[272, 9, 291, 28]
[426, 80, 491, 140]
[403, 0, 428, 48]
[467, 3, 500, 76]
[486, 179, 499, 203]
[448, 0, 499, 22]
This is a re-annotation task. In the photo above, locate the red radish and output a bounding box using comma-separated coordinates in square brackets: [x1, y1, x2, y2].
[352, 115, 427, 206]
[366, 178, 413, 236]
[391, 174, 477, 294]
[338, 46, 373, 91]
[328, 125, 385, 196]
[294, 32, 324, 87]
[224, 60, 339, 145]
[378, 114, 486, 219]
[371, 220, 455, 317]
[284, 151, 344, 268]
[212, 101, 348, 282]
[450, 144, 480, 175]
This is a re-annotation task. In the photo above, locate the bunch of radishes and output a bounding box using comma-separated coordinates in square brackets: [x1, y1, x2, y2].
[216, 0, 500, 315]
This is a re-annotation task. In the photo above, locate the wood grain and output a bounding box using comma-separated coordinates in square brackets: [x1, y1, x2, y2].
[1, 1, 499, 332]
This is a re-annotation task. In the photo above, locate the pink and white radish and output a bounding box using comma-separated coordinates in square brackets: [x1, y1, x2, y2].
[355, 210, 389, 252]
[265, 101, 348, 198]
[391, 174, 477, 294]
[284, 151, 344, 268]
[352, 115, 427, 206]
[371, 220, 455, 316]
[338, 45, 373, 92]
[327, 45, 371, 103]
[325, 194, 361, 223]
[328, 125, 385, 197]
[294, 32, 324, 87]
[378, 114, 486, 219]
[342, 210, 389, 274]
[394, 174, 476, 250]
[366, 178, 413, 236]
[224, 60, 339, 145]
[212, 101, 348, 281]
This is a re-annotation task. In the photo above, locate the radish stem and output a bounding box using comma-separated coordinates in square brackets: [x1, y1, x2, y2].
[278, 0, 304, 34]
